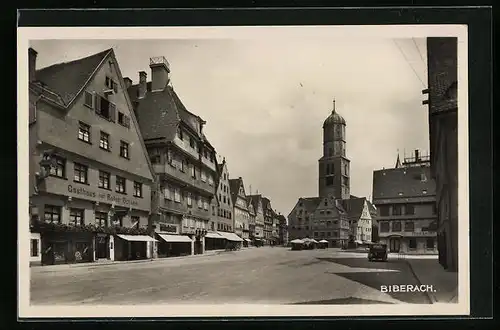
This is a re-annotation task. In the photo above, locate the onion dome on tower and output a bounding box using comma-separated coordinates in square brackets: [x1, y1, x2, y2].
[323, 99, 346, 127]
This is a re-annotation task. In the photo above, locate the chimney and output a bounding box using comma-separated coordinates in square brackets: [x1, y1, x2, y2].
[415, 149, 420, 161]
[138, 71, 147, 98]
[149, 56, 170, 91]
[123, 77, 132, 89]
[28, 47, 38, 83]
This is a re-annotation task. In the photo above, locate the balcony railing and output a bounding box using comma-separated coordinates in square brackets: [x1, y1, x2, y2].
[154, 163, 215, 196]
[150, 56, 170, 71]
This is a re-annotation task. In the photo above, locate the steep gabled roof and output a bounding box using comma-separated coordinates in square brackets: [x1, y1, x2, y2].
[341, 197, 366, 220]
[300, 197, 322, 213]
[35, 49, 112, 107]
[33, 48, 156, 183]
[228, 178, 243, 205]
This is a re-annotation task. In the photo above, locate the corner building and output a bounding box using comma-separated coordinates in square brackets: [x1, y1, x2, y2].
[372, 151, 438, 254]
[28, 48, 157, 266]
[127, 57, 217, 257]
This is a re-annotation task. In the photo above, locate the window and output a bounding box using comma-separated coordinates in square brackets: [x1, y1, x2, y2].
[115, 176, 126, 193]
[177, 128, 183, 140]
[404, 221, 414, 232]
[392, 221, 402, 232]
[73, 163, 88, 184]
[379, 205, 389, 216]
[120, 141, 129, 159]
[409, 238, 417, 249]
[105, 76, 118, 92]
[380, 222, 389, 232]
[150, 155, 160, 164]
[31, 239, 39, 257]
[191, 165, 196, 178]
[180, 159, 186, 172]
[69, 208, 84, 226]
[131, 216, 140, 229]
[197, 197, 203, 209]
[98, 171, 110, 189]
[432, 203, 437, 214]
[78, 122, 91, 143]
[49, 156, 66, 178]
[164, 186, 172, 200]
[426, 238, 435, 249]
[201, 170, 207, 182]
[326, 176, 334, 186]
[118, 112, 131, 128]
[212, 206, 215, 216]
[174, 188, 181, 202]
[204, 201, 209, 210]
[314, 232, 318, 237]
[392, 205, 403, 216]
[112, 215, 123, 227]
[96, 212, 107, 227]
[133, 181, 142, 197]
[44, 205, 61, 223]
[405, 204, 415, 215]
[99, 131, 110, 151]
[187, 193, 192, 207]
[84, 91, 94, 108]
[95, 95, 116, 122]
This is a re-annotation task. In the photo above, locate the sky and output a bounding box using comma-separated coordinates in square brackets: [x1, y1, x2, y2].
[30, 36, 429, 217]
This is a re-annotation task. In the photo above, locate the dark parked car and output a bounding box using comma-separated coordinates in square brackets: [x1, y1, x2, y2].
[368, 243, 388, 262]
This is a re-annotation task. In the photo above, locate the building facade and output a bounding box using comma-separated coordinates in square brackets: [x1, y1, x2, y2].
[127, 56, 217, 257]
[425, 37, 458, 271]
[372, 150, 438, 254]
[247, 197, 256, 244]
[247, 194, 265, 243]
[262, 197, 274, 245]
[29, 48, 157, 266]
[288, 101, 375, 248]
[229, 177, 250, 241]
[277, 214, 288, 245]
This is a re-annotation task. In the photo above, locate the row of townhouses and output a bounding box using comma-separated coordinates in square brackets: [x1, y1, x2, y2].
[28, 48, 287, 266]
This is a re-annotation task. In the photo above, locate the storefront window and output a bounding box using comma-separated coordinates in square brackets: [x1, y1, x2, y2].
[31, 239, 39, 257]
[44, 205, 61, 223]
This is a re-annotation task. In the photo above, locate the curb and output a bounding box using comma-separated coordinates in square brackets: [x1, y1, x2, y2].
[31, 248, 254, 271]
[405, 260, 437, 304]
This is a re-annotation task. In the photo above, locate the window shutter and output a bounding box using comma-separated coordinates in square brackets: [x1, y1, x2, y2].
[109, 103, 116, 122]
[95, 94, 101, 115]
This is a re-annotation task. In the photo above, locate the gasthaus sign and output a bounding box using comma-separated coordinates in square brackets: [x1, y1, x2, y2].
[67, 184, 141, 208]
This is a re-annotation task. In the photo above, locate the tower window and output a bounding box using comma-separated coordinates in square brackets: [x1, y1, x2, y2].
[326, 177, 334, 186]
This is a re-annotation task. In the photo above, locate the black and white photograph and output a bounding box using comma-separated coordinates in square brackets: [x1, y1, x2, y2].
[18, 24, 469, 318]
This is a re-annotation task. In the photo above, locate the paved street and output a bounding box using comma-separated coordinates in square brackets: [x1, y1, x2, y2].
[31, 247, 436, 305]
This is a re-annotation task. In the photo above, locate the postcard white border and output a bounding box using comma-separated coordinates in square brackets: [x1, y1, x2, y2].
[18, 25, 469, 318]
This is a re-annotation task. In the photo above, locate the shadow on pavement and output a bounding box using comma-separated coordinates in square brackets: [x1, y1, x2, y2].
[292, 297, 393, 304]
[318, 257, 432, 304]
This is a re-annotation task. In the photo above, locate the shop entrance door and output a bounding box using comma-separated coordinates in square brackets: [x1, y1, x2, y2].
[389, 237, 401, 253]
[96, 235, 108, 260]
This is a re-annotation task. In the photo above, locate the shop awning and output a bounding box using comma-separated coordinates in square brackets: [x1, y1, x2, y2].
[117, 234, 158, 242]
[157, 234, 193, 243]
[244, 238, 252, 242]
[205, 232, 223, 239]
[217, 232, 244, 242]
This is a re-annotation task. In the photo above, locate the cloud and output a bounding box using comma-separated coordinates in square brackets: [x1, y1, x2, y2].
[30, 36, 429, 215]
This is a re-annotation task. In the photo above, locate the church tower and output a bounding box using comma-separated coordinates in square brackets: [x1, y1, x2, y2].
[318, 99, 351, 200]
